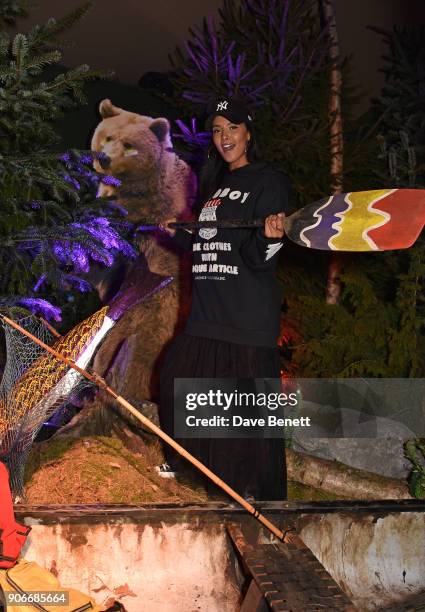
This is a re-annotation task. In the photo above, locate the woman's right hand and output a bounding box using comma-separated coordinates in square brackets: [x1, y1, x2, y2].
[159, 217, 177, 237]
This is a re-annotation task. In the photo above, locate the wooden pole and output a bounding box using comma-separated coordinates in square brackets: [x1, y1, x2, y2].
[321, 0, 344, 305]
[39, 317, 62, 338]
[0, 314, 290, 543]
[323, 0, 344, 194]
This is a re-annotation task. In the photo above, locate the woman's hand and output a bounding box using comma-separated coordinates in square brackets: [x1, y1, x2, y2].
[264, 212, 285, 239]
[159, 217, 177, 237]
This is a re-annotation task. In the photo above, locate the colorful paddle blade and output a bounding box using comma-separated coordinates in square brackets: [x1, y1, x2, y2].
[286, 189, 425, 251]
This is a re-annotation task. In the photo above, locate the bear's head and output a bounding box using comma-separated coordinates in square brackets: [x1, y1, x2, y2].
[91, 99, 172, 182]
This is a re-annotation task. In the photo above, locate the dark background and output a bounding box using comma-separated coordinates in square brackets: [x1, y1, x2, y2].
[8, 1, 425, 148]
[13, 1, 425, 98]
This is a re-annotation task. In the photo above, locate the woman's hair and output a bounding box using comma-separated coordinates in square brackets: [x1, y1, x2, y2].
[197, 123, 259, 206]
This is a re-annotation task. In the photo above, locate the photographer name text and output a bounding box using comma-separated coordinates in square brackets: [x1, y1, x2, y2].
[186, 415, 311, 428]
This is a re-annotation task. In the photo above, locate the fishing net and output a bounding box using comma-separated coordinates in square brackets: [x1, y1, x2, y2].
[0, 307, 109, 497]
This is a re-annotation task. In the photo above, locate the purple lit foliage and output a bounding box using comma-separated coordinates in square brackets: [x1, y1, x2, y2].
[59, 150, 102, 191]
[169, 0, 335, 212]
[71, 218, 135, 256]
[52, 240, 90, 273]
[0, 9, 133, 330]
[175, 16, 265, 106]
[17, 298, 62, 322]
[55, 152, 135, 273]
[59, 150, 121, 195]
[50, 219, 136, 274]
[62, 174, 81, 190]
[58, 152, 71, 163]
[5, 150, 136, 320]
[104, 201, 129, 217]
[61, 275, 92, 293]
[100, 175, 121, 188]
[173, 118, 211, 149]
[172, 0, 327, 126]
[33, 273, 47, 292]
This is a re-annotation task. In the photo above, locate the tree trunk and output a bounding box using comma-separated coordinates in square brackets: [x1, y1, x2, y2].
[321, 0, 344, 305]
[286, 448, 412, 499]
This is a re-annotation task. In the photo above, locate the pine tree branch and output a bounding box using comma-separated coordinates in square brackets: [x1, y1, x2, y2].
[27, 3, 93, 50]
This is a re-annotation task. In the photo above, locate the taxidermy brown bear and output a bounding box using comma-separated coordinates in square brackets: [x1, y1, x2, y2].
[88, 99, 195, 419]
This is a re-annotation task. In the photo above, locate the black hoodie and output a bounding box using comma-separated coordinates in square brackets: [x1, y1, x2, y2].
[173, 162, 291, 347]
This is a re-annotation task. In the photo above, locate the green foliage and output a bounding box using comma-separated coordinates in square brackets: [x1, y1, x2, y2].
[404, 439, 425, 499]
[371, 26, 425, 377]
[0, 6, 103, 153]
[0, 0, 30, 26]
[372, 25, 425, 187]
[280, 249, 425, 377]
[0, 5, 131, 326]
[281, 24, 425, 378]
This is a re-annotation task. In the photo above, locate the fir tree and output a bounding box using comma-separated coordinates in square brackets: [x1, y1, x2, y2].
[171, 0, 333, 206]
[372, 25, 425, 187]
[0, 0, 29, 27]
[372, 25, 425, 376]
[282, 25, 425, 378]
[171, 0, 372, 199]
[0, 4, 135, 324]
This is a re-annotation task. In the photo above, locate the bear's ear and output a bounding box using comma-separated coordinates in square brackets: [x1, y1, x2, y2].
[149, 118, 170, 144]
[99, 99, 123, 118]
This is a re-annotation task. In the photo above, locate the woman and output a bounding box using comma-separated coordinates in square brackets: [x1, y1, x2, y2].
[159, 97, 290, 500]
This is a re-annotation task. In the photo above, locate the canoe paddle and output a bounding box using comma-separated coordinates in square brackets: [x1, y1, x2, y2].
[137, 189, 425, 252]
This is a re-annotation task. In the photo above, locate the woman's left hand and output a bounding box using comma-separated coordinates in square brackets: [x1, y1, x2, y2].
[264, 212, 285, 239]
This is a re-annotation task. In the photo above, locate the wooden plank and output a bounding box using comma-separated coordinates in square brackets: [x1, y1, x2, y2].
[226, 522, 358, 612]
[240, 580, 270, 612]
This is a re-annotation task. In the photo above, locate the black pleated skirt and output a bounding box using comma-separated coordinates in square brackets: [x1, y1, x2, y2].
[159, 333, 286, 501]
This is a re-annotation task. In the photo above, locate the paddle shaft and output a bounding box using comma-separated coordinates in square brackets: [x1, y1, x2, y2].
[0, 314, 290, 543]
[138, 218, 267, 230]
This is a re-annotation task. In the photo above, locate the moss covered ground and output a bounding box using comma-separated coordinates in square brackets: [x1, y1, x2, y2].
[24, 435, 349, 504]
